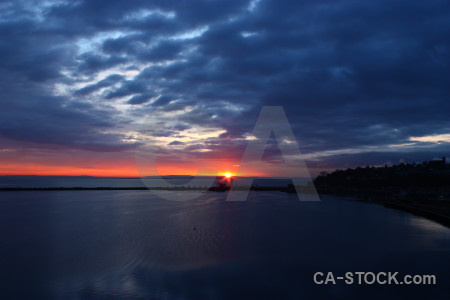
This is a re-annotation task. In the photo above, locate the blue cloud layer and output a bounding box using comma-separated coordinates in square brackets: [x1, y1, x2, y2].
[1, 0, 449, 168]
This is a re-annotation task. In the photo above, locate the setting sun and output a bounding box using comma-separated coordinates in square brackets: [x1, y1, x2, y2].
[224, 172, 232, 178]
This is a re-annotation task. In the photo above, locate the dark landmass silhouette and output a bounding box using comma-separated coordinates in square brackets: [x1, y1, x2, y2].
[314, 157, 450, 227]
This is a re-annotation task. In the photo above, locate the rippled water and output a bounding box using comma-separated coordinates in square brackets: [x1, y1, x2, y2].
[1, 190, 450, 299]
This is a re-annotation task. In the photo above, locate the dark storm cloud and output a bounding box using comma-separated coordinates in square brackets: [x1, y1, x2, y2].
[104, 79, 149, 99]
[249, 0, 450, 150]
[168, 141, 185, 146]
[140, 39, 186, 62]
[1, 0, 449, 167]
[76, 53, 128, 75]
[0, 82, 137, 151]
[75, 74, 124, 96]
[0, 19, 74, 82]
[127, 93, 156, 105]
[152, 95, 175, 106]
[102, 35, 188, 66]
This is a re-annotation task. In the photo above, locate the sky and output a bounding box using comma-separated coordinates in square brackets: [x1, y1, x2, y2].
[0, 0, 449, 177]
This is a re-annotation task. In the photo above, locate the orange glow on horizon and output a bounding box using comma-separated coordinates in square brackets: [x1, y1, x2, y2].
[0, 162, 325, 178]
[0, 160, 246, 177]
[0, 160, 290, 177]
[0, 146, 320, 177]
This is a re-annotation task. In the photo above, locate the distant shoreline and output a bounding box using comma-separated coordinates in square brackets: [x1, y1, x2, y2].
[0, 187, 150, 191]
[0, 185, 299, 192]
[318, 190, 450, 229]
[383, 201, 450, 228]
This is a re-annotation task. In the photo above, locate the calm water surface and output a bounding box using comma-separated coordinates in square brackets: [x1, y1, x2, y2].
[1, 190, 449, 299]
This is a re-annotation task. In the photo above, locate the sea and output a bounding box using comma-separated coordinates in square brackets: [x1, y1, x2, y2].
[0, 176, 449, 299]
